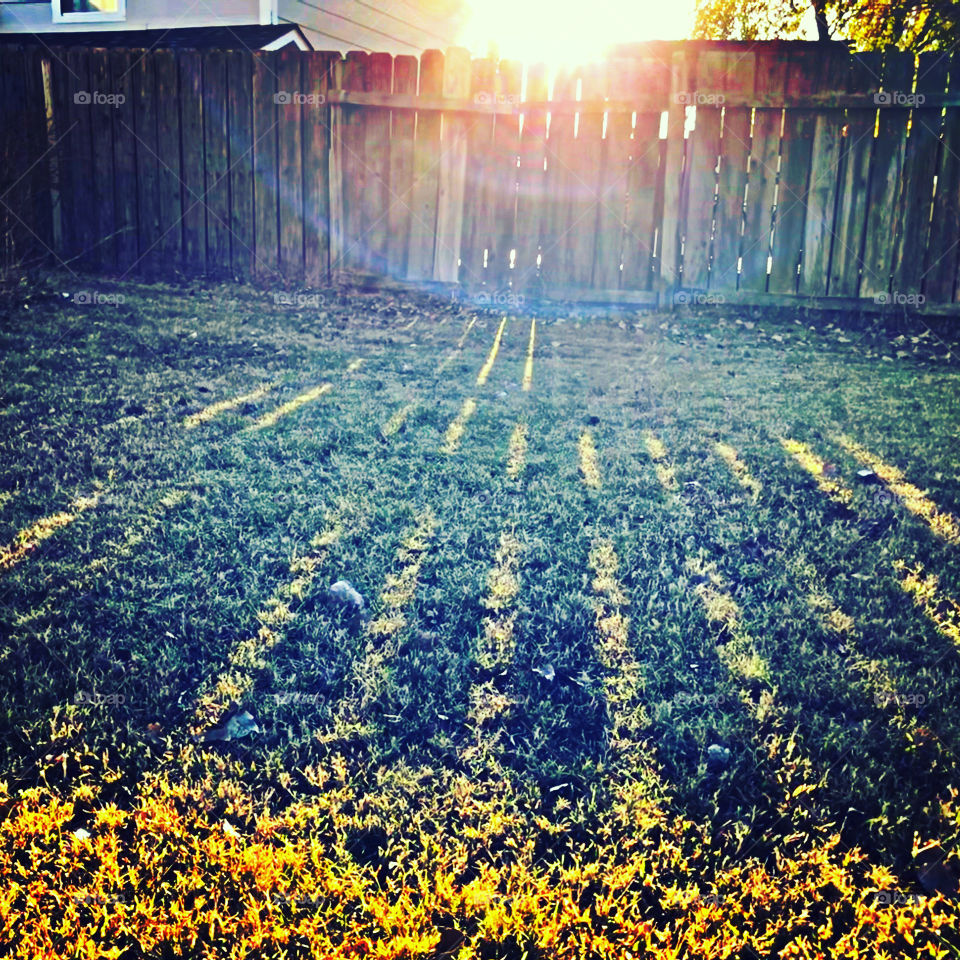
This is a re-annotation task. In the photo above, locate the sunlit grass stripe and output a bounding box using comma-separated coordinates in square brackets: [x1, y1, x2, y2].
[506, 422, 528, 481]
[643, 431, 677, 491]
[346, 358, 364, 373]
[325, 510, 436, 736]
[780, 438, 853, 505]
[435, 318, 477, 375]
[246, 383, 332, 432]
[476, 317, 508, 386]
[381, 401, 417, 438]
[578, 430, 601, 489]
[0, 493, 99, 574]
[836, 434, 960, 545]
[182, 381, 278, 428]
[895, 561, 960, 649]
[522, 318, 536, 392]
[713, 440, 761, 500]
[442, 398, 477, 455]
[189, 515, 345, 738]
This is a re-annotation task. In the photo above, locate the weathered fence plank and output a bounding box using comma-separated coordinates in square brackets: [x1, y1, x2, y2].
[434, 47, 471, 283]
[768, 46, 820, 294]
[252, 51, 279, 281]
[487, 59, 522, 288]
[228, 49, 255, 280]
[739, 50, 788, 292]
[385, 54, 416, 281]
[361, 52, 392, 276]
[539, 69, 577, 290]
[621, 57, 668, 291]
[798, 46, 848, 296]
[458, 56, 496, 288]
[923, 51, 960, 303]
[711, 50, 755, 292]
[406, 49, 443, 282]
[179, 51, 205, 275]
[89, 50, 117, 271]
[133, 51, 160, 277]
[303, 51, 334, 286]
[829, 52, 881, 298]
[277, 46, 305, 281]
[154, 49, 182, 273]
[513, 62, 548, 291]
[891, 52, 947, 296]
[859, 50, 913, 300]
[203, 49, 231, 276]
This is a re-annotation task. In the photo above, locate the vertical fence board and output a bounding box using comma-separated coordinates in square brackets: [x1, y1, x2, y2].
[434, 47, 470, 283]
[407, 49, 443, 282]
[593, 60, 634, 291]
[154, 49, 182, 274]
[539, 69, 577, 290]
[48, 48, 76, 263]
[277, 47, 304, 281]
[566, 63, 605, 288]
[683, 52, 725, 290]
[711, 51, 755, 292]
[459, 57, 496, 288]
[923, 51, 960, 304]
[339, 51, 367, 274]
[621, 57, 669, 292]
[89, 50, 117, 271]
[798, 47, 848, 297]
[178, 51, 205, 274]
[891, 52, 947, 296]
[303, 51, 334, 286]
[252, 51, 279, 281]
[768, 47, 819, 294]
[228, 49, 255, 280]
[859, 51, 913, 300]
[0, 50, 32, 269]
[386, 54, 417, 281]
[25, 48, 53, 261]
[513, 62, 547, 291]
[739, 50, 787, 293]
[202, 50, 230, 276]
[110, 51, 137, 273]
[362, 52, 392, 275]
[133, 51, 160, 277]
[487, 59, 522, 288]
[829, 52, 881, 298]
[659, 49, 693, 292]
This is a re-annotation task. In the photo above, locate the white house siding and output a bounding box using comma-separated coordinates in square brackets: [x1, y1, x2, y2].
[0, 0, 262, 33]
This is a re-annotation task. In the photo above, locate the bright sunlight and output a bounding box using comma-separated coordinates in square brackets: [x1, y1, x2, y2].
[457, 0, 697, 68]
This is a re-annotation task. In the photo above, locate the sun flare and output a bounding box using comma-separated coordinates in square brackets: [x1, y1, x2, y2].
[458, 0, 696, 69]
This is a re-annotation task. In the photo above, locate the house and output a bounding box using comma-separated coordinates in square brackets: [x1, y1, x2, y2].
[0, 0, 473, 57]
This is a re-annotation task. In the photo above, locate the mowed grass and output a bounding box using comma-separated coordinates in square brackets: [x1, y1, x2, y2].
[2, 275, 960, 956]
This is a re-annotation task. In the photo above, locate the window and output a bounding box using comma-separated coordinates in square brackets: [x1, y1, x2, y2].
[52, 0, 126, 23]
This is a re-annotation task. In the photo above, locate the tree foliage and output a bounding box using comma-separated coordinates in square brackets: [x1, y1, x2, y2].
[693, 0, 959, 50]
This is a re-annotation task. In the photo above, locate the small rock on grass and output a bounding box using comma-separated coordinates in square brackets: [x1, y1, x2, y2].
[707, 744, 730, 771]
[328, 580, 364, 611]
[194, 709, 261, 744]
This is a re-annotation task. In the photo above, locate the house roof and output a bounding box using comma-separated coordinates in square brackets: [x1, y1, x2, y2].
[0, 24, 313, 51]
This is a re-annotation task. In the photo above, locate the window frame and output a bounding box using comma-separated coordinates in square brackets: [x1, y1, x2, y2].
[52, 0, 127, 24]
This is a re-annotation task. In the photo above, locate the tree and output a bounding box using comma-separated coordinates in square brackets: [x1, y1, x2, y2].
[693, 0, 959, 50]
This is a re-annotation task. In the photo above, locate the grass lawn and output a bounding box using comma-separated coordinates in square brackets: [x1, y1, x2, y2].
[2, 273, 960, 957]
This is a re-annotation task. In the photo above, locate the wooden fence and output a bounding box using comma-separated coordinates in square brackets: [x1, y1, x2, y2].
[2, 41, 959, 311]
